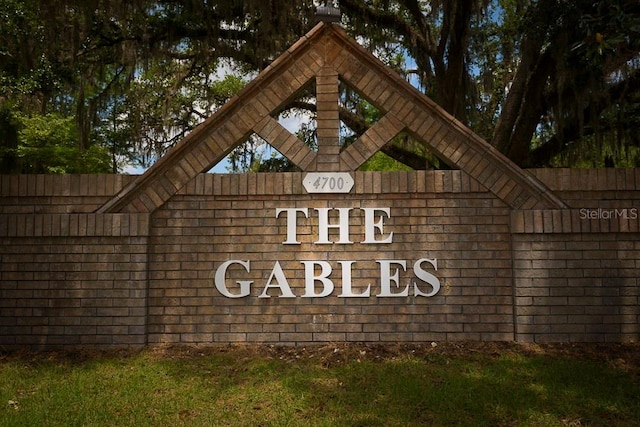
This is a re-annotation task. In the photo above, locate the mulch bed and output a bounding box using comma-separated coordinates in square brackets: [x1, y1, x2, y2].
[2, 341, 639, 381]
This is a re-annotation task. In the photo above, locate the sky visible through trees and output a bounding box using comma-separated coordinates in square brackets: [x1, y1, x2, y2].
[1, 0, 639, 174]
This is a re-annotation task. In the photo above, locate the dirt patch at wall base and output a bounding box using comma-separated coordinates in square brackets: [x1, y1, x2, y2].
[3, 341, 638, 380]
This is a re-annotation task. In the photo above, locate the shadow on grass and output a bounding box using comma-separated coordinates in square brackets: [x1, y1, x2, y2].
[1, 344, 639, 426]
[278, 352, 639, 426]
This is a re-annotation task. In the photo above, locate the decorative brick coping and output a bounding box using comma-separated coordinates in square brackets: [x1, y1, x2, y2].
[511, 209, 640, 234]
[0, 214, 150, 237]
[2, 168, 639, 199]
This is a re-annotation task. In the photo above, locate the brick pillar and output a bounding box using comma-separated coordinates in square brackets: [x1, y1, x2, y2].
[315, 66, 341, 171]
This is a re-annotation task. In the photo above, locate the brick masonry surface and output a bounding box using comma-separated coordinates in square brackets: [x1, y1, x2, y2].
[0, 169, 639, 348]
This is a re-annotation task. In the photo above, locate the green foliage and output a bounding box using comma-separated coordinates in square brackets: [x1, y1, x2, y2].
[2, 0, 640, 172]
[256, 154, 301, 172]
[359, 152, 413, 171]
[5, 113, 111, 173]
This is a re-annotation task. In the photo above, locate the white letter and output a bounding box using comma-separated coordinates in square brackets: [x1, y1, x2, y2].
[214, 260, 252, 298]
[259, 261, 296, 298]
[376, 260, 408, 297]
[362, 208, 393, 244]
[301, 261, 334, 297]
[315, 208, 353, 244]
[413, 258, 441, 297]
[338, 260, 370, 297]
[276, 208, 309, 244]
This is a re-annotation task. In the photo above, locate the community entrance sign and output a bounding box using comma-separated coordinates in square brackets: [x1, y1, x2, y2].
[1, 22, 638, 348]
[214, 205, 442, 299]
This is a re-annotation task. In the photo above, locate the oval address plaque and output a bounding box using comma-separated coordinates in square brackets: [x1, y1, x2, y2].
[303, 172, 354, 194]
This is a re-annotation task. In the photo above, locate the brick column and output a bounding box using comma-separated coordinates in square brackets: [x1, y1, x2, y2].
[315, 66, 341, 171]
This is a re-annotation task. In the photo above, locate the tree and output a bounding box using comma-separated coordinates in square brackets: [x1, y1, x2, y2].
[11, 112, 111, 173]
[2, 0, 639, 173]
[1, 0, 317, 173]
[340, 0, 640, 167]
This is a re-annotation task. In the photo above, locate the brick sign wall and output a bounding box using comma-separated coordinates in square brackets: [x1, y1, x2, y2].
[148, 172, 512, 344]
[1, 169, 638, 349]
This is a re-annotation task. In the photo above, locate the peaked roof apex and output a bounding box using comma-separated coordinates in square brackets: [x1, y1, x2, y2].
[98, 21, 566, 214]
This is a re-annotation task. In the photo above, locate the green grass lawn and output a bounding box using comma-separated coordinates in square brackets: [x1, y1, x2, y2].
[1, 342, 638, 426]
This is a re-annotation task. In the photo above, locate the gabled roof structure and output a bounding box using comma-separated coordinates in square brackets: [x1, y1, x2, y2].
[98, 22, 566, 213]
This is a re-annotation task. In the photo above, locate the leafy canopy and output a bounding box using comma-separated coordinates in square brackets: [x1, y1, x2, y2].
[1, 0, 639, 173]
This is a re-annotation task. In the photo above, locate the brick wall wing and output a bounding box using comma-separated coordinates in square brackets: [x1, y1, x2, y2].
[0, 211, 150, 348]
[0, 170, 638, 348]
